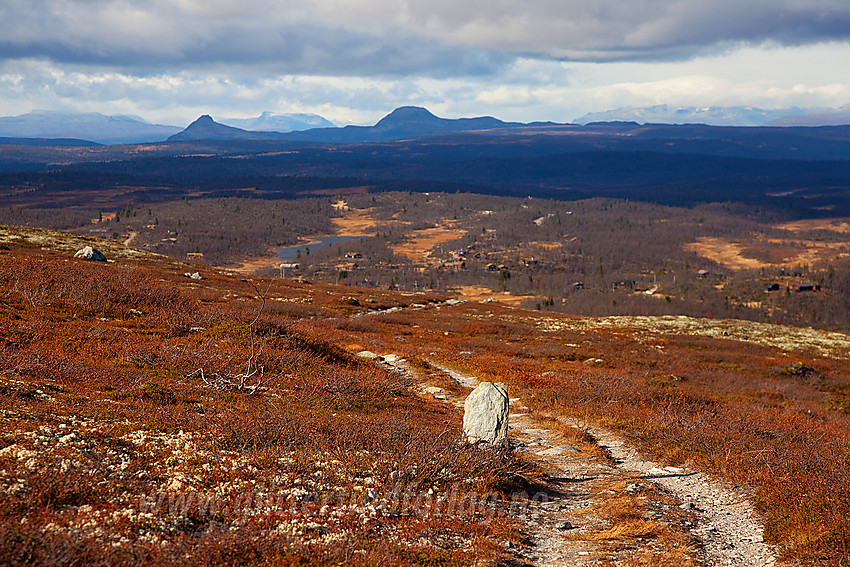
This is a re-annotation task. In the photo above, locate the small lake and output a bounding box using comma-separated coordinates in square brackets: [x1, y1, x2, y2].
[276, 235, 367, 261]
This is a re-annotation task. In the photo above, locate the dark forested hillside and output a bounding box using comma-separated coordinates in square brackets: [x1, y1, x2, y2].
[2, 131, 850, 214]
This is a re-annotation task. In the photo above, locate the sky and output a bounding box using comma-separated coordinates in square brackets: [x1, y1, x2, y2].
[2, 0, 850, 127]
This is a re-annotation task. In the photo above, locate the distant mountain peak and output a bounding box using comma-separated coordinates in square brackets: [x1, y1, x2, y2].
[191, 115, 216, 126]
[375, 106, 440, 126]
[168, 115, 254, 141]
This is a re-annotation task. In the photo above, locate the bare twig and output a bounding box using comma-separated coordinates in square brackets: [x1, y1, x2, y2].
[185, 279, 273, 394]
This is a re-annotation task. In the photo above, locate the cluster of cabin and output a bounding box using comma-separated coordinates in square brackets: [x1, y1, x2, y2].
[765, 282, 820, 293]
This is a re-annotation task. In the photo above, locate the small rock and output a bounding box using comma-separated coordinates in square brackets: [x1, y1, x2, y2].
[558, 521, 575, 530]
[183, 272, 202, 280]
[74, 246, 107, 262]
[342, 296, 360, 306]
[356, 351, 379, 359]
[463, 382, 509, 444]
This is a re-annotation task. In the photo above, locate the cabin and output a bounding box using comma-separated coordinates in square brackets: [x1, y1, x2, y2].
[186, 252, 204, 259]
[765, 283, 780, 292]
[792, 282, 818, 293]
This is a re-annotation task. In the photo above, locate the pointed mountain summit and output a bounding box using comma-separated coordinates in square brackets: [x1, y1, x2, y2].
[167, 115, 273, 141]
[374, 106, 441, 127]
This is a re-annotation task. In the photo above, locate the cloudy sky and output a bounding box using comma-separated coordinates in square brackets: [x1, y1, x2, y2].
[2, 0, 850, 126]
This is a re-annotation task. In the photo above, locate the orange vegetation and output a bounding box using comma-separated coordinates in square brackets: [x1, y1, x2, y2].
[449, 285, 535, 307]
[390, 225, 467, 263]
[529, 241, 562, 250]
[776, 218, 850, 233]
[0, 242, 521, 567]
[3, 226, 850, 565]
[330, 207, 383, 236]
[685, 236, 849, 271]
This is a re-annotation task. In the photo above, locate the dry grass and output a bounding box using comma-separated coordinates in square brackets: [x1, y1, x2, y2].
[567, 489, 697, 565]
[448, 285, 534, 307]
[776, 218, 850, 234]
[390, 225, 467, 263]
[684, 235, 850, 270]
[684, 237, 774, 270]
[330, 206, 383, 236]
[591, 519, 661, 541]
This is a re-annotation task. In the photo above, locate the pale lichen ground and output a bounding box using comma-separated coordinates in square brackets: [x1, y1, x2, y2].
[528, 314, 850, 359]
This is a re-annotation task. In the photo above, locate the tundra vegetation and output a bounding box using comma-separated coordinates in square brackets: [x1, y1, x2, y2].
[1, 226, 848, 565]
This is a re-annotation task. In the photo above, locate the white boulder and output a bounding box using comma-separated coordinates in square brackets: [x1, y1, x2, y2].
[74, 246, 106, 262]
[463, 382, 509, 444]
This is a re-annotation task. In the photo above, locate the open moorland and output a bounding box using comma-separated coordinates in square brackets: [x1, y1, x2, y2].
[1, 226, 849, 566]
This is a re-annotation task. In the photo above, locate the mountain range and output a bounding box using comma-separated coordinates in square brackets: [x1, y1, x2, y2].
[0, 110, 335, 144]
[574, 104, 850, 127]
[3, 104, 849, 145]
[0, 111, 181, 145]
[167, 106, 535, 143]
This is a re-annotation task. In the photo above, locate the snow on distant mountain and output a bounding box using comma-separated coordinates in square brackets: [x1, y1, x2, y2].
[768, 106, 850, 126]
[574, 105, 806, 127]
[220, 111, 336, 132]
[0, 111, 182, 144]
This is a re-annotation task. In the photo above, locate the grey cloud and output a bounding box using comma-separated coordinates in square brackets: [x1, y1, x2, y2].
[1, 0, 849, 77]
[0, 0, 508, 76]
[401, 0, 850, 60]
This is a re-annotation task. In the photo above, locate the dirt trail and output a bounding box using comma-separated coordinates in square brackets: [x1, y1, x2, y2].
[376, 354, 781, 566]
[122, 230, 137, 247]
[563, 418, 777, 566]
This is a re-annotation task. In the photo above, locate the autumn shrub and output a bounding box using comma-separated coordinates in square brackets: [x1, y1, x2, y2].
[0, 255, 199, 335]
